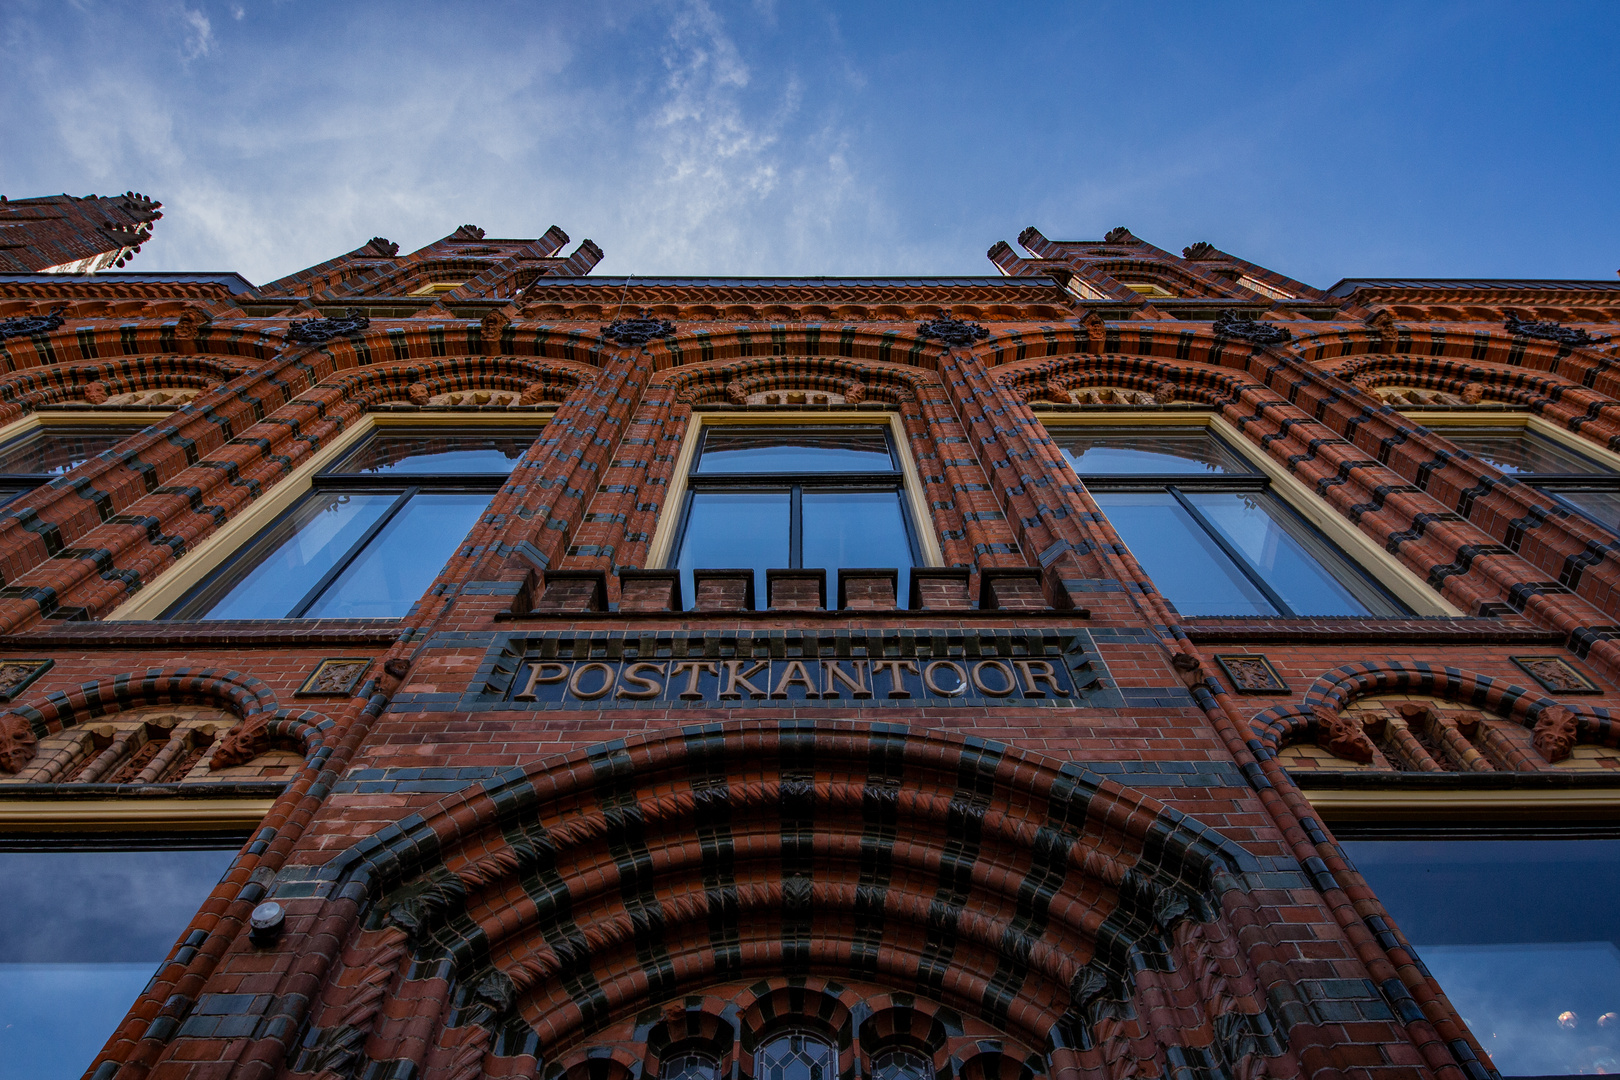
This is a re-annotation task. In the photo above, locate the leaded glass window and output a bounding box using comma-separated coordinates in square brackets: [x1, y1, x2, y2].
[756, 1030, 838, 1080]
[662, 1048, 723, 1080]
[871, 1046, 934, 1080]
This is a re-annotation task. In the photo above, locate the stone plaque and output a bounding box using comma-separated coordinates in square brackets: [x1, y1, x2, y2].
[473, 629, 1121, 710]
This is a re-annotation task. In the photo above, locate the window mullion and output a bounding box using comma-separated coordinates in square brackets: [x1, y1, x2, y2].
[790, 484, 803, 568]
[288, 486, 418, 617]
[1167, 486, 1295, 616]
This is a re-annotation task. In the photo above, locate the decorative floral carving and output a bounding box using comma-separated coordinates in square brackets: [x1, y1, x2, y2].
[452, 224, 486, 240]
[0, 714, 37, 774]
[1213, 310, 1293, 346]
[1182, 242, 1219, 261]
[517, 383, 560, 406]
[1214, 655, 1289, 695]
[601, 317, 676, 347]
[1512, 655, 1601, 694]
[916, 315, 989, 348]
[1104, 226, 1136, 244]
[365, 237, 400, 257]
[1505, 313, 1611, 347]
[286, 307, 370, 346]
[1310, 705, 1376, 763]
[297, 658, 372, 697]
[1531, 704, 1578, 763]
[0, 658, 53, 701]
[0, 307, 66, 341]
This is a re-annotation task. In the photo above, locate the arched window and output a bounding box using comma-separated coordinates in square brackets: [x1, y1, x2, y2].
[662, 1048, 723, 1080]
[756, 1030, 838, 1080]
[870, 1046, 934, 1080]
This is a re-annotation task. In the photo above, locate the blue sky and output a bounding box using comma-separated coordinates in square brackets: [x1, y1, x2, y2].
[2, 1, 1617, 289]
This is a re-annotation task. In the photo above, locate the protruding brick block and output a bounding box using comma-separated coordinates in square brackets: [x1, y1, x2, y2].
[908, 567, 972, 611]
[767, 568, 826, 611]
[693, 569, 754, 611]
[531, 570, 607, 613]
[838, 568, 898, 610]
[978, 567, 1048, 611]
[617, 569, 682, 612]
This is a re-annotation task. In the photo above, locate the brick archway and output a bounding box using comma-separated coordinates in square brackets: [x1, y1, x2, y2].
[289, 722, 1297, 1080]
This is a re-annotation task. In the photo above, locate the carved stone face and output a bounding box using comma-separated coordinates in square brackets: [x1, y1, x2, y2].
[1311, 705, 1376, 764]
[1532, 705, 1578, 763]
[0, 714, 38, 774]
[209, 720, 266, 770]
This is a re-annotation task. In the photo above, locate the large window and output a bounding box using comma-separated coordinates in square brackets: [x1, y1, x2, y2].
[1054, 425, 1406, 617]
[1347, 836, 1620, 1077]
[0, 844, 237, 1079]
[1434, 424, 1620, 536]
[164, 428, 537, 620]
[0, 418, 154, 506]
[668, 425, 922, 609]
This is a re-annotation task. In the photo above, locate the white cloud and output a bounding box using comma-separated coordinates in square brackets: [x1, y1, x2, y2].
[178, 5, 213, 59]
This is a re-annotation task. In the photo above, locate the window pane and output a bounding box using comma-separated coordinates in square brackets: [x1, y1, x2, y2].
[1054, 426, 1251, 476]
[675, 491, 790, 607]
[756, 1031, 837, 1080]
[1182, 491, 1388, 616]
[802, 491, 915, 603]
[1093, 492, 1276, 616]
[1440, 428, 1611, 476]
[696, 427, 894, 474]
[661, 1049, 722, 1080]
[191, 492, 398, 619]
[1544, 488, 1620, 534]
[333, 430, 538, 475]
[0, 424, 147, 475]
[872, 1047, 935, 1080]
[303, 492, 490, 618]
[1345, 838, 1620, 1077]
[0, 848, 235, 1080]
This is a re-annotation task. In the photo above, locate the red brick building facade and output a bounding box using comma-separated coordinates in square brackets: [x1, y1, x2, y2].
[1, 209, 1618, 1080]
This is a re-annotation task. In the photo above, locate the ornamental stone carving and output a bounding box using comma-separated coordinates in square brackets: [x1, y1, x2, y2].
[365, 237, 400, 257]
[1311, 705, 1376, 763]
[0, 714, 37, 774]
[0, 307, 66, 341]
[915, 315, 989, 347]
[286, 307, 371, 346]
[601, 317, 676, 347]
[1104, 226, 1136, 244]
[1213, 309, 1293, 346]
[1182, 241, 1219, 260]
[1531, 704, 1579, 763]
[1505, 313, 1611, 347]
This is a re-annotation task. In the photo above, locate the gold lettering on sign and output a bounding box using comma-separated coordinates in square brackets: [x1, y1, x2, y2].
[1014, 660, 1068, 697]
[923, 660, 969, 697]
[568, 662, 616, 700]
[971, 661, 1016, 697]
[720, 660, 769, 699]
[670, 661, 718, 700]
[873, 660, 919, 698]
[513, 661, 569, 700]
[821, 660, 871, 698]
[771, 660, 820, 699]
[615, 662, 666, 699]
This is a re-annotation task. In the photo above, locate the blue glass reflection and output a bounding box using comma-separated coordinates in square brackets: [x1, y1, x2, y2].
[675, 491, 791, 607]
[1346, 838, 1620, 1076]
[1441, 429, 1610, 477]
[1092, 492, 1275, 616]
[197, 492, 397, 619]
[1184, 492, 1376, 616]
[303, 492, 490, 618]
[0, 424, 148, 475]
[802, 491, 915, 603]
[1056, 428, 1250, 476]
[0, 848, 236, 1080]
[336, 432, 536, 475]
[696, 429, 894, 474]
